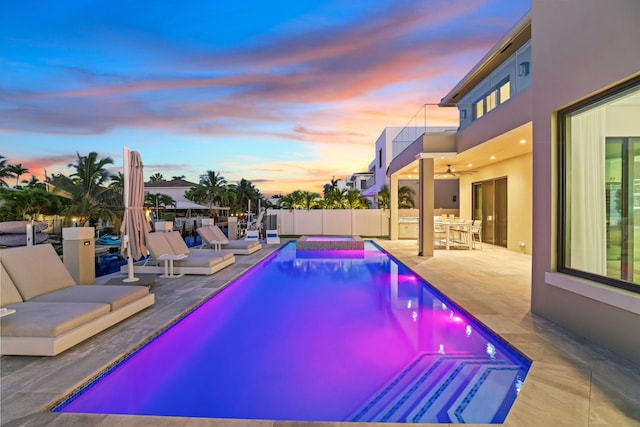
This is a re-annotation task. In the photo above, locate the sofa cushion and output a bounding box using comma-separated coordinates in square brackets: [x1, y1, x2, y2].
[0, 264, 23, 306]
[0, 301, 110, 338]
[30, 284, 149, 311]
[0, 244, 75, 300]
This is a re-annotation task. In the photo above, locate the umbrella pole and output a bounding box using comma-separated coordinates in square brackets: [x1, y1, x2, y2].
[123, 146, 139, 283]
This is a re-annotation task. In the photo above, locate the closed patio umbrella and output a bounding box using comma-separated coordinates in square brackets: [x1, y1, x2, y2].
[120, 147, 150, 282]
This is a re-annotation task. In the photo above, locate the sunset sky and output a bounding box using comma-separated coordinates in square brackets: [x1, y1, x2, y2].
[1, 0, 530, 196]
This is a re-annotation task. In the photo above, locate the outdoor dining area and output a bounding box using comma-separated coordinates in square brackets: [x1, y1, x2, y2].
[434, 214, 482, 250]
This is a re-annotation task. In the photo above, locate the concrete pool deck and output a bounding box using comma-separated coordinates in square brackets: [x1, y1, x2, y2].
[1, 239, 639, 426]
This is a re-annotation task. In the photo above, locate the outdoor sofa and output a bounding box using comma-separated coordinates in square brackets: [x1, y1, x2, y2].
[0, 244, 155, 356]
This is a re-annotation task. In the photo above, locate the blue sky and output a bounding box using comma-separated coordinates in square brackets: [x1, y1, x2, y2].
[0, 0, 530, 195]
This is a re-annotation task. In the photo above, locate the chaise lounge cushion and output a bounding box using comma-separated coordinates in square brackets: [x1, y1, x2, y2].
[164, 231, 234, 261]
[1, 264, 23, 306]
[0, 244, 75, 300]
[1, 302, 110, 338]
[30, 285, 150, 311]
[223, 240, 261, 251]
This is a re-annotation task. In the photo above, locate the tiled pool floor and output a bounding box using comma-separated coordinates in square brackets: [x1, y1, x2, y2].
[1, 240, 639, 426]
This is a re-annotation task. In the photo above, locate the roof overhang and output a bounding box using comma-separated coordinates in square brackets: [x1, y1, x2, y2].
[440, 11, 531, 105]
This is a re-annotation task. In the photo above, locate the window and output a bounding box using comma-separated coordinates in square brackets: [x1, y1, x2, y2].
[472, 78, 511, 120]
[378, 149, 382, 169]
[559, 77, 640, 293]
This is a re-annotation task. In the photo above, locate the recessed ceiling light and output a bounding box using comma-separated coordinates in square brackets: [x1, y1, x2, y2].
[490, 155, 496, 160]
[468, 163, 473, 167]
[440, 156, 445, 159]
[520, 139, 526, 144]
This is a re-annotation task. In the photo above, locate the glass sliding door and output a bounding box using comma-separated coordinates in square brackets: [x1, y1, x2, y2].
[605, 137, 640, 282]
[472, 177, 508, 247]
[495, 177, 508, 247]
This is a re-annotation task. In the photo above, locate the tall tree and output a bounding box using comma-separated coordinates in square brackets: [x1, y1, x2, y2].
[322, 176, 339, 198]
[144, 193, 176, 220]
[233, 178, 260, 214]
[276, 193, 298, 211]
[323, 187, 347, 209]
[0, 156, 12, 187]
[149, 173, 165, 182]
[63, 152, 118, 226]
[344, 189, 371, 209]
[377, 185, 390, 209]
[22, 175, 46, 190]
[398, 185, 416, 208]
[376, 184, 414, 209]
[185, 170, 227, 210]
[300, 191, 320, 210]
[6, 163, 29, 188]
[171, 175, 186, 181]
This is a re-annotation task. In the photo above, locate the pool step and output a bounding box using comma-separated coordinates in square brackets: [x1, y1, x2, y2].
[349, 353, 521, 424]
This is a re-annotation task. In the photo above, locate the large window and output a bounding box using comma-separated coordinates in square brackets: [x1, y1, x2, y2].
[559, 77, 640, 293]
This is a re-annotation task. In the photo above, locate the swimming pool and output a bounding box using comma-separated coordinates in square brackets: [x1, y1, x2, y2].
[54, 241, 529, 423]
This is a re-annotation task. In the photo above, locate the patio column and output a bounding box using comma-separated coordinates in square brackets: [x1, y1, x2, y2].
[418, 157, 435, 256]
[390, 174, 399, 240]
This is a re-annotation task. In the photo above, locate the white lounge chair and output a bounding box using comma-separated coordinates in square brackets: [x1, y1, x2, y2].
[122, 231, 235, 277]
[196, 226, 262, 255]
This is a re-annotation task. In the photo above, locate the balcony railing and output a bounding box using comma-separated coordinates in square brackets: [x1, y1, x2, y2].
[392, 104, 458, 159]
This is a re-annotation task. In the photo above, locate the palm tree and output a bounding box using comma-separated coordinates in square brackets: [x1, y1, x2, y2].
[323, 187, 347, 209]
[277, 192, 301, 211]
[109, 172, 125, 196]
[0, 156, 12, 187]
[344, 189, 371, 209]
[233, 178, 260, 215]
[322, 176, 339, 198]
[216, 186, 237, 209]
[22, 175, 46, 190]
[376, 184, 414, 209]
[300, 191, 320, 210]
[6, 163, 29, 188]
[377, 185, 390, 209]
[170, 175, 186, 181]
[63, 152, 117, 226]
[144, 193, 176, 220]
[185, 170, 227, 210]
[399, 185, 416, 208]
[149, 173, 165, 182]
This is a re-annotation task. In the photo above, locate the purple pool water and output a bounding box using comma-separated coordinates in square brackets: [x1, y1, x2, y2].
[55, 242, 529, 423]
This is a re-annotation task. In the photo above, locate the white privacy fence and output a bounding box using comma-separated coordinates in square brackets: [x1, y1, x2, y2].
[267, 209, 390, 236]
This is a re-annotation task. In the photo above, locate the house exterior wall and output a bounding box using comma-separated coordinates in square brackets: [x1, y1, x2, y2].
[531, 0, 640, 364]
[455, 89, 532, 153]
[457, 40, 532, 131]
[368, 127, 403, 197]
[458, 152, 532, 254]
[144, 186, 190, 202]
